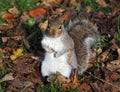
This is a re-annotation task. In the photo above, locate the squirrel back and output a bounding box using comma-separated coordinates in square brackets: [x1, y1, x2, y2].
[67, 19, 100, 74]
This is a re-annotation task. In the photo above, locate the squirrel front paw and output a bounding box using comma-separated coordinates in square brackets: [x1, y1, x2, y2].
[43, 44, 54, 53]
[54, 52, 59, 58]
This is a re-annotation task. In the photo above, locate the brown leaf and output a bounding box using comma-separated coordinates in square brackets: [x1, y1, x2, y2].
[70, 0, 80, 6]
[95, 0, 107, 7]
[109, 0, 120, 13]
[39, 20, 48, 31]
[1, 12, 15, 19]
[62, 9, 77, 22]
[70, 68, 78, 83]
[98, 49, 110, 62]
[8, 6, 19, 15]
[10, 78, 24, 88]
[86, 6, 92, 13]
[78, 83, 92, 92]
[55, 0, 63, 3]
[49, 72, 71, 84]
[113, 7, 120, 14]
[42, 0, 62, 6]
[24, 81, 33, 87]
[2, 36, 22, 43]
[62, 82, 80, 90]
[90, 83, 105, 92]
[110, 73, 119, 81]
[117, 48, 120, 59]
[20, 11, 30, 22]
[106, 60, 120, 71]
[48, 69, 80, 90]
[109, 0, 120, 8]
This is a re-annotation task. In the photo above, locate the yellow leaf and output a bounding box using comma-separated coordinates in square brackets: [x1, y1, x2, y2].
[10, 48, 23, 60]
[13, 48, 23, 57]
[10, 55, 17, 60]
[97, 48, 102, 54]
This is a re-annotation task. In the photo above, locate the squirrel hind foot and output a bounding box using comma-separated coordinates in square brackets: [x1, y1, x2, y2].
[78, 66, 87, 75]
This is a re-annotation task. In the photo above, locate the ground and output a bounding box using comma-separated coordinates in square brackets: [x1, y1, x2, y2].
[0, 0, 120, 92]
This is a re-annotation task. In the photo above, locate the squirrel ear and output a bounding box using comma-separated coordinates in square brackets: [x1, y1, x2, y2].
[39, 20, 48, 32]
[68, 20, 73, 27]
[61, 24, 65, 31]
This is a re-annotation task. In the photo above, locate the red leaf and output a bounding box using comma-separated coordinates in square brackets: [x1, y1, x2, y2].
[29, 8, 46, 17]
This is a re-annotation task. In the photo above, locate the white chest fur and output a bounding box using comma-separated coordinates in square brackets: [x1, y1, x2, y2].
[41, 52, 72, 77]
[41, 35, 64, 52]
[41, 35, 72, 77]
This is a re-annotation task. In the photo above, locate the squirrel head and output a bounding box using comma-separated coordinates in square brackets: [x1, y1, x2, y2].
[39, 15, 65, 38]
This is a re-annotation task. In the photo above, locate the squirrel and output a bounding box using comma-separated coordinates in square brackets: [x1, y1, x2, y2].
[40, 14, 100, 78]
[40, 15, 78, 78]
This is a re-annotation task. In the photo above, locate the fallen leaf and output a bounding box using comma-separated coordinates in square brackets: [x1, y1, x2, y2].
[1, 12, 15, 19]
[4, 47, 13, 52]
[55, 0, 63, 3]
[71, 68, 78, 83]
[95, 0, 107, 7]
[117, 48, 120, 59]
[86, 6, 92, 13]
[2, 36, 22, 43]
[90, 83, 105, 92]
[70, 0, 80, 7]
[98, 49, 110, 62]
[9, 78, 24, 88]
[49, 72, 71, 84]
[0, 73, 14, 83]
[106, 60, 120, 71]
[48, 69, 80, 90]
[39, 20, 48, 31]
[24, 81, 33, 87]
[20, 11, 30, 22]
[62, 82, 80, 90]
[110, 73, 119, 81]
[29, 8, 46, 17]
[109, 0, 120, 8]
[109, 0, 120, 13]
[10, 48, 24, 60]
[8, 6, 19, 15]
[78, 83, 92, 92]
[42, 0, 62, 6]
[97, 48, 102, 54]
[10, 55, 17, 61]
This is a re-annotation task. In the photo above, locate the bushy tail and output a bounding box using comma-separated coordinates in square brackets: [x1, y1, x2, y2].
[66, 18, 100, 75]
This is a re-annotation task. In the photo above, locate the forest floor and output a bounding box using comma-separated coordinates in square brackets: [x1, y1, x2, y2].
[0, 0, 120, 92]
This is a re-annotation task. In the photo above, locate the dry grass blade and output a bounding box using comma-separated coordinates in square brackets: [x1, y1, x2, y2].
[0, 73, 14, 83]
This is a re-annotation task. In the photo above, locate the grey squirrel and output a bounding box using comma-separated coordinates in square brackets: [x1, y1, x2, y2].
[40, 15, 99, 78]
[40, 16, 78, 78]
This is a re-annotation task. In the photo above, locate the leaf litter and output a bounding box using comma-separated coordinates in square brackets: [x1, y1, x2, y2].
[0, 0, 120, 91]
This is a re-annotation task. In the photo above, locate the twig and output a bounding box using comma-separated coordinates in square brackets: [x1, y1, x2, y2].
[86, 71, 120, 90]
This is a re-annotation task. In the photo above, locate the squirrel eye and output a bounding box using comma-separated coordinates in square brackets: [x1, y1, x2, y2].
[47, 24, 50, 29]
[58, 25, 61, 29]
